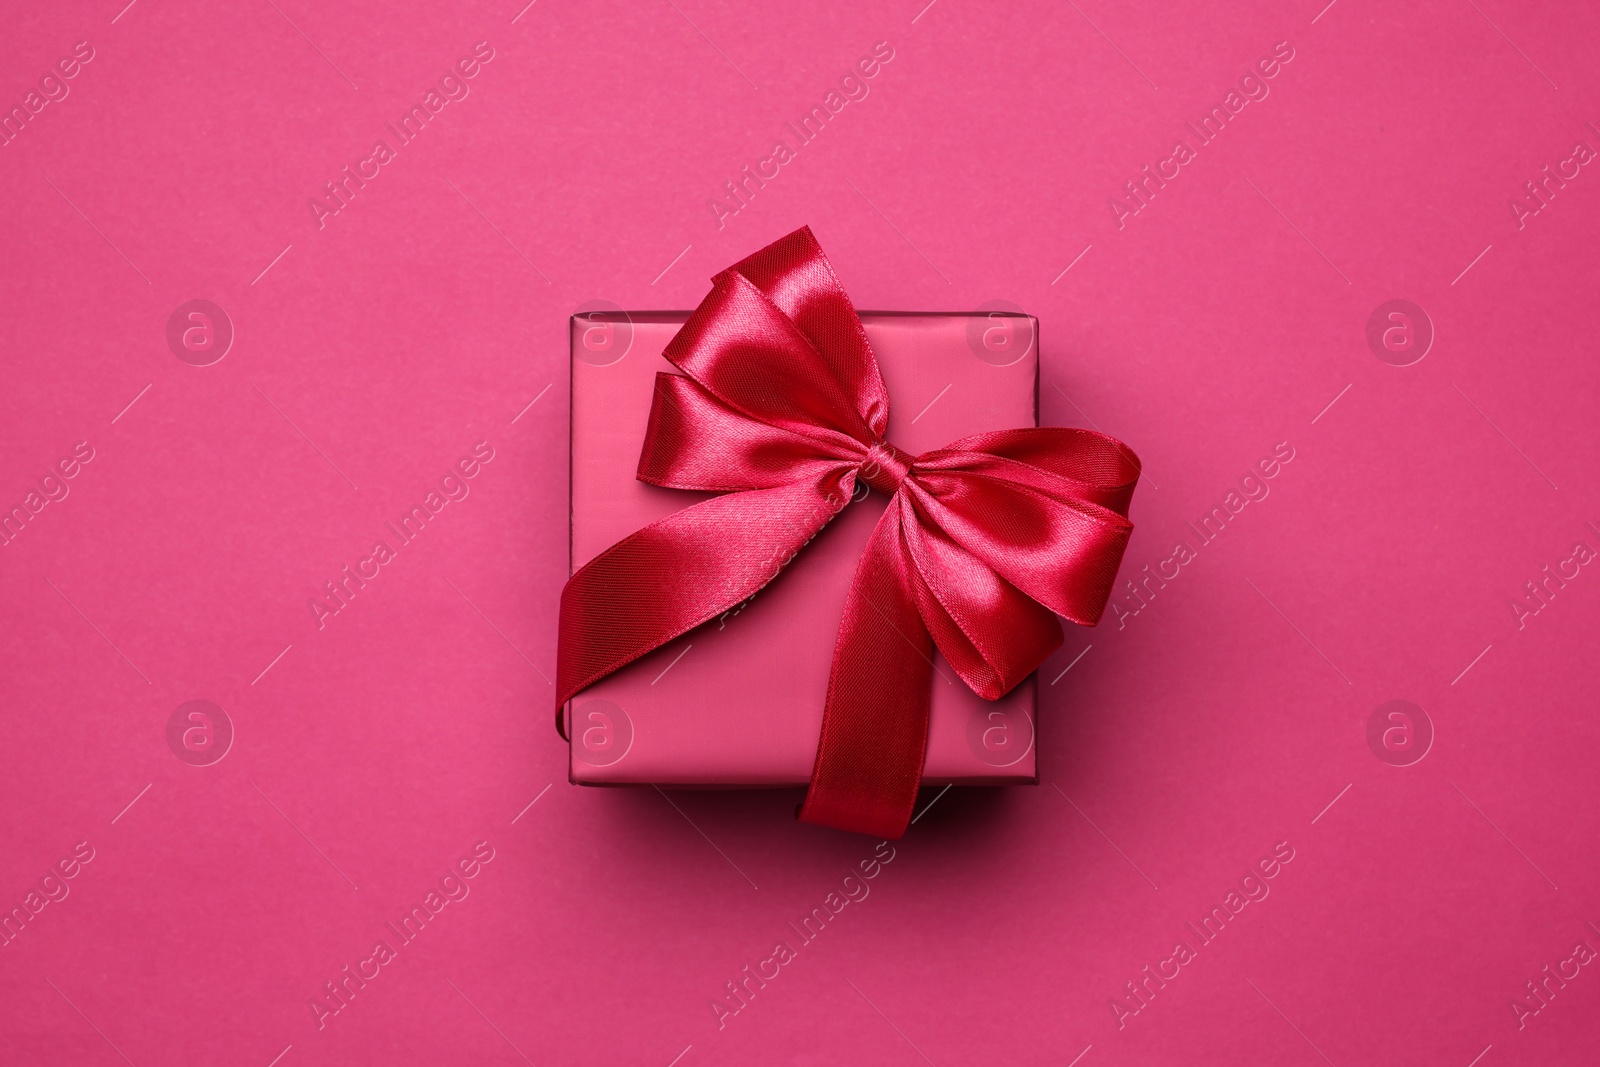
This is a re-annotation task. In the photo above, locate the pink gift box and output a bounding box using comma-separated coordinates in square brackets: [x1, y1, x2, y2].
[567, 310, 1041, 787]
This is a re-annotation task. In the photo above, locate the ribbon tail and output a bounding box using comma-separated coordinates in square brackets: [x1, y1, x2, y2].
[556, 472, 851, 734]
[799, 497, 933, 839]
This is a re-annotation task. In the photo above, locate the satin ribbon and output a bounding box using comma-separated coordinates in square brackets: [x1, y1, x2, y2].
[557, 227, 1140, 838]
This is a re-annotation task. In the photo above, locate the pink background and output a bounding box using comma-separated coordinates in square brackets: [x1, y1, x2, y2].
[2, 1, 1598, 1064]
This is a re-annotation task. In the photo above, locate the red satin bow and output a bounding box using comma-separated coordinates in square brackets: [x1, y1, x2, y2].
[557, 227, 1140, 838]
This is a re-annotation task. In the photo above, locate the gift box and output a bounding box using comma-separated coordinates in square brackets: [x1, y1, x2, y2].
[567, 309, 1042, 787]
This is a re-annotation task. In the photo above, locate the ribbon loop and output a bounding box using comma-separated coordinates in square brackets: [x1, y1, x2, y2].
[558, 226, 1140, 839]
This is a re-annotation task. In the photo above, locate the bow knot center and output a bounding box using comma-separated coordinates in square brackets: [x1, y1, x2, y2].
[859, 442, 913, 496]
